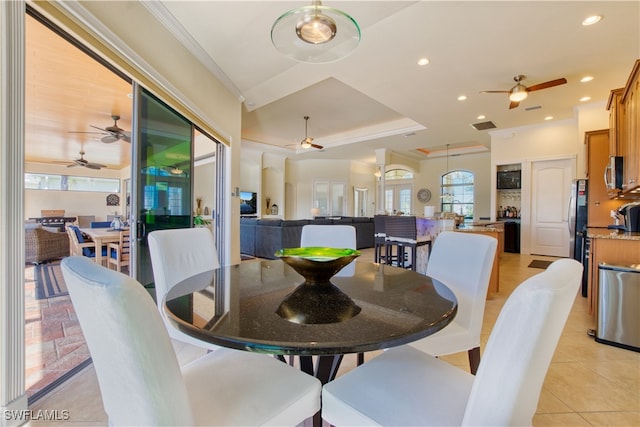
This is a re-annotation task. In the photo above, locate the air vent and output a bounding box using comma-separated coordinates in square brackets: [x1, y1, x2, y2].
[525, 105, 542, 111]
[471, 121, 497, 131]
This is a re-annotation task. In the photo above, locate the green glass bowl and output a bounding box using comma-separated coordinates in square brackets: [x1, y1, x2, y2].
[275, 247, 361, 324]
[275, 247, 360, 283]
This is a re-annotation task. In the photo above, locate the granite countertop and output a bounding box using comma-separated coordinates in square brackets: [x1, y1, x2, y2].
[457, 225, 504, 233]
[586, 228, 640, 241]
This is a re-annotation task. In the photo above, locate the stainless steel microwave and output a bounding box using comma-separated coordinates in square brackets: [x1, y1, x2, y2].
[497, 170, 521, 189]
[605, 156, 623, 191]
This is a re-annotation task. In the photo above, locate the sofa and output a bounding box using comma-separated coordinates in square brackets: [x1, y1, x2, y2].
[240, 217, 374, 259]
[25, 222, 70, 264]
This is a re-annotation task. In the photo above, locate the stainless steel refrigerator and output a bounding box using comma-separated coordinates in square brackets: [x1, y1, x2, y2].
[568, 179, 589, 296]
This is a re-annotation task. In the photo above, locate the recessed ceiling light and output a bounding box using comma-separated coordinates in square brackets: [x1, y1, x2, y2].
[418, 58, 430, 66]
[544, 116, 554, 121]
[580, 96, 592, 102]
[477, 115, 486, 120]
[580, 76, 594, 83]
[457, 95, 467, 101]
[582, 15, 603, 26]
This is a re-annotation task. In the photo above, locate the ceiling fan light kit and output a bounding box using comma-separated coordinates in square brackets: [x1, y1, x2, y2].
[299, 116, 323, 150]
[271, 0, 360, 64]
[481, 74, 567, 109]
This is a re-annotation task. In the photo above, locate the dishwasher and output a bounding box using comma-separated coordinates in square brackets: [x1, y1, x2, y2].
[596, 263, 640, 352]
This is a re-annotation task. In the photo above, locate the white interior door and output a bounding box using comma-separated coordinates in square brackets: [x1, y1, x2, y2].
[530, 158, 574, 256]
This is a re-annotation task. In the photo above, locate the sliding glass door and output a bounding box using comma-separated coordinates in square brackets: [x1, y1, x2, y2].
[132, 86, 194, 289]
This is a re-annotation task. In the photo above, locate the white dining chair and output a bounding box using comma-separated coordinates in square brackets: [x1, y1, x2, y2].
[61, 256, 321, 426]
[321, 258, 582, 426]
[408, 231, 497, 374]
[300, 224, 357, 276]
[148, 227, 221, 351]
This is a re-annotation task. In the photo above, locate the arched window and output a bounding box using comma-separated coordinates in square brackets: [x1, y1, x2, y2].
[441, 170, 474, 221]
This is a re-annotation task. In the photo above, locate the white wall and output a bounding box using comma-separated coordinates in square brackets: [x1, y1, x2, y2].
[489, 103, 609, 253]
[416, 152, 492, 220]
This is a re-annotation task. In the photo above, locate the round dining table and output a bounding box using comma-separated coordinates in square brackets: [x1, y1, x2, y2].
[164, 259, 457, 384]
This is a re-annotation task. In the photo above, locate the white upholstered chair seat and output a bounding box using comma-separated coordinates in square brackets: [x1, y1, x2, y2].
[61, 256, 321, 426]
[322, 258, 582, 426]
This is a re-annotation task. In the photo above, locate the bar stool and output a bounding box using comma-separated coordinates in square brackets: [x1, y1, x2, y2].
[373, 215, 387, 263]
[384, 216, 431, 271]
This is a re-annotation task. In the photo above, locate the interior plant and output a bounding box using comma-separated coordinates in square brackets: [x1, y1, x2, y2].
[193, 215, 211, 227]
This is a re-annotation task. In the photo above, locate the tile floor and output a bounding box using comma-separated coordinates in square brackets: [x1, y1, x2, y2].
[24, 263, 90, 399]
[27, 249, 640, 426]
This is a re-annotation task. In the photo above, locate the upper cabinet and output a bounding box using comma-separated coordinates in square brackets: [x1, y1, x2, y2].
[607, 88, 624, 156]
[609, 59, 640, 197]
[621, 60, 640, 194]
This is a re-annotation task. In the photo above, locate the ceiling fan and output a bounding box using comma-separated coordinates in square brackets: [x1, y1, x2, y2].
[481, 75, 567, 109]
[296, 116, 323, 150]
[66, 151, 106, 170]
[70, 114, 131, 143]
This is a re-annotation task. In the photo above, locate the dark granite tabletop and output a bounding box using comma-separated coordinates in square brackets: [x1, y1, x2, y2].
[164, 260, 458, 356]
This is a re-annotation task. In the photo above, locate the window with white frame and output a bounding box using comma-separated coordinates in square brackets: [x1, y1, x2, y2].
[441, 170, 474, 221]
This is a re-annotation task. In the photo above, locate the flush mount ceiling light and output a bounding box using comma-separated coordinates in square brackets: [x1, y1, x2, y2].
[271, 0, 361, 64]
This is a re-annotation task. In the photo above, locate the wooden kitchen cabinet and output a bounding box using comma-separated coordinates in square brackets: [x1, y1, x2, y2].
[587, 231, 640, 319]
[621, 60, 640, 193]
[585, 129, 625, 226]
[607, 88, 625, 156]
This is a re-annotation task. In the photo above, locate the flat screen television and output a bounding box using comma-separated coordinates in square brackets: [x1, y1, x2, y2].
[240, 191, 257, 215]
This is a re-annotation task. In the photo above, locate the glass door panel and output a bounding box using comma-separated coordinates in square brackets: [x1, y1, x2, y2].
[133, 86, 193, 288]
[330, 182, 345, 216]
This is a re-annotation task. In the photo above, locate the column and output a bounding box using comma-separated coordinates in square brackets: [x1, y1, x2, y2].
[1, 1, 28, 425]
[375, 149, 389, 214]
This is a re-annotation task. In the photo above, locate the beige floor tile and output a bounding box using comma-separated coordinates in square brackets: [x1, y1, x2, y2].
[580, 410, 640, 426]
[533, 412, 592, 426]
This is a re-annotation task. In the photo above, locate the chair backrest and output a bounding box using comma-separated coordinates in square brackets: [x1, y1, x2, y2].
[60, 256, 193, 426]
[373, 215, 386, 237]
[76, 215, 95, 228]
[67, 225, 93, 257]
[300, 224, 356, 249]
[425, 231, 497, 343]
[148, 228, 219, 312]
[300, 224, 357, 276]
[90, 221, 111, 228]
[384, 215, 417, 240]
[462, 258, 582, 426]
[119, 229, 131, 260]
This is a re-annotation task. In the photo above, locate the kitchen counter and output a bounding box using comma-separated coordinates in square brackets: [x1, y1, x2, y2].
[586, 228, 640, 241]
[459, 224, 505, 233]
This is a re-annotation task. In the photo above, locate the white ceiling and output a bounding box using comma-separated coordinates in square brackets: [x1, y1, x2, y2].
[25, 1, 640, 168]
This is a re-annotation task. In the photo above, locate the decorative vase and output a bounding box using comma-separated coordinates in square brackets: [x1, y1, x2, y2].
[274, 247, 361, 324]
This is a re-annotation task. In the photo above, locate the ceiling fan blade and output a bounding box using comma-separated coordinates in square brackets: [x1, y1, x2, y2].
[526, 78, 567, 92]
[85, 164, 102, 170]
[509, 100, 520, 109]
[121, 134, 131, 143]
[310, 143, 324, 150]
[89, 125, 108, 132]
[480, 90, 510, 94]
[69, 130, 105, 135]
[66, 163, 78, 168]
[101, 135, 119, 144]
